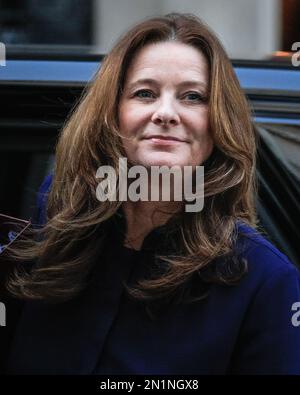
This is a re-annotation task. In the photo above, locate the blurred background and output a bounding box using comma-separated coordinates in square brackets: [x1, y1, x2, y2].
[0, 0, 299, 59]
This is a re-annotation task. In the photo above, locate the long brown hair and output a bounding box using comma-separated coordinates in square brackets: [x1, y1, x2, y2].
[6, 13, 258, 307]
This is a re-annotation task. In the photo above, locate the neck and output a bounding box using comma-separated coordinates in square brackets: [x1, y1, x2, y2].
[121, 200, 183, 250]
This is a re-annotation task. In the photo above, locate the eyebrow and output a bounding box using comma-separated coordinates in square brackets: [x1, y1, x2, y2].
[127, 78, 207, 91]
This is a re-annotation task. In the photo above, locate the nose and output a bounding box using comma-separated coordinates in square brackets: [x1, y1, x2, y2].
[151, 95, 180, 127]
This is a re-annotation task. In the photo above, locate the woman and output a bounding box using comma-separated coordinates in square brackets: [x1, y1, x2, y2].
[2, 12, 300, 375]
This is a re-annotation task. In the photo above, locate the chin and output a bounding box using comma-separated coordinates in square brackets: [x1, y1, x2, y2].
[137, 153, 186, 168]
[142, 160, 182, 168]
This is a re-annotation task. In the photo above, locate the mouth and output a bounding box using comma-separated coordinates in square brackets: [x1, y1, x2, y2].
[143, 135, 187, 143]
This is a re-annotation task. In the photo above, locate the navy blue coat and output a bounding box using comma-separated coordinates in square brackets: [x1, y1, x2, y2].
[3, 212, 300, 375]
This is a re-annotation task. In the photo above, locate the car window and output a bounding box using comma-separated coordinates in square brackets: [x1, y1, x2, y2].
[255, 123, 300, 266]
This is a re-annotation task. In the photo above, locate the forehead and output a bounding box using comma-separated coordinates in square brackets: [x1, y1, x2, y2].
[124, 41, 209, 85]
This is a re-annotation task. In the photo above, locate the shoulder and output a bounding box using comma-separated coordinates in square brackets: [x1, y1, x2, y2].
[228, 221, 300, 317]
[227, 222, 300, 374]
[235, 220, 299, 280]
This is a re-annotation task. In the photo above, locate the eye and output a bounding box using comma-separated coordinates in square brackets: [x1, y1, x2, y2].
[133, 89, 155, 99]
[184, 92, 207, 103]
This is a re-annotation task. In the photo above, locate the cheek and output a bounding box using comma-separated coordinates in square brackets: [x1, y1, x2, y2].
[191, 119, 213, 159]
[192, 115, 211, 144]
[119, 105, 143, 137]
[118, 108, 137, 158]
[118, 105, 128, 134]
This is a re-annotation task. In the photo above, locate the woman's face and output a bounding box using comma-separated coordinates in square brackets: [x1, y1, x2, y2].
[118, 41, 213, 168]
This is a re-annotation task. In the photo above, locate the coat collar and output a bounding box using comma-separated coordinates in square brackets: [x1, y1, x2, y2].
[110, 205, 183, 254]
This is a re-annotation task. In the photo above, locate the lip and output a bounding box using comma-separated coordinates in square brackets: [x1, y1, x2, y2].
[143, 135, 187, 143]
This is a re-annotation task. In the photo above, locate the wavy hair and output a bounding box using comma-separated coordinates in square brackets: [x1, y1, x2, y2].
[6, 13, 258, 308]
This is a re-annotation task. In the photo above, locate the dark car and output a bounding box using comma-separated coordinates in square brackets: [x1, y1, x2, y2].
[0, 49, 299, 265]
